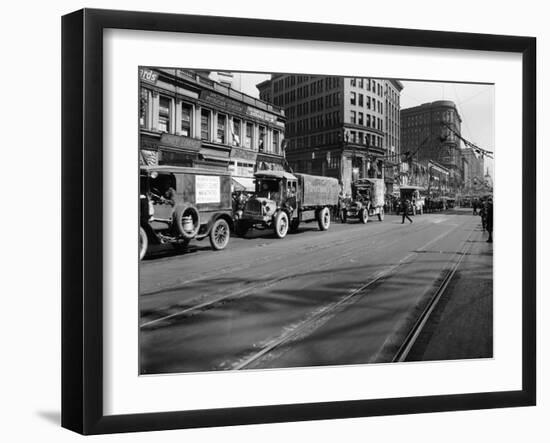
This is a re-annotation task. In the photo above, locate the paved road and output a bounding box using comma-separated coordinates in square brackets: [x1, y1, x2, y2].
[139, 208, 492, 374]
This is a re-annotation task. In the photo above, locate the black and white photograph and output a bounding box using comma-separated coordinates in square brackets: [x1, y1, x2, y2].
[138, 68, 495, 375]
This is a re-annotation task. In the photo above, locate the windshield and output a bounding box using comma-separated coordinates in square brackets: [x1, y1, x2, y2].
[255, 178, 280, 199]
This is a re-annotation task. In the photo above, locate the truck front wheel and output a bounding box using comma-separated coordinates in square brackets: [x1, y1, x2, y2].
[378, 208, 385, 221]
[209, 218, 230, 250]
[317, 207, 331, 231]
[139, 226, 148, 260]
[359, 208, 368, 224]
[274, 211, 289, 239]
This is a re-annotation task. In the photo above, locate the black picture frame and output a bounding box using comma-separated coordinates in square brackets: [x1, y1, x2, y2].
[62, 8, 536, 435]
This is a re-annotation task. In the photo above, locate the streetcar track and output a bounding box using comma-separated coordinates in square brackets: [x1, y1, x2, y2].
[139, 218, 437, 297]
[139, 221, 442, 328]
[218, 224, 463, 370]
[391, 225, 477, 363]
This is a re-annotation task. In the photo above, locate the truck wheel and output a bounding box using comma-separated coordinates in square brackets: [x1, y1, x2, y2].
[209, 218, 230, 250]
[420, 206, 423, 215]
[290, 218, 300, 232]
[317, 207, 331, 231]
[139, 226, 148, 260]
[378, 208, 385, 221]
[274, 211, 289, 238]
[359, 208, 368, 224]
[174, 204, 200, 239]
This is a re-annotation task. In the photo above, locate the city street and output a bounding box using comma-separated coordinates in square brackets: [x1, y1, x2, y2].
[139, 208, 493, 374]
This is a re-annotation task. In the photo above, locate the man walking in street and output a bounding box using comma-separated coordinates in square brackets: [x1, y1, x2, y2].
[401, 198, 413, 224]
[486, 197, 493, 243]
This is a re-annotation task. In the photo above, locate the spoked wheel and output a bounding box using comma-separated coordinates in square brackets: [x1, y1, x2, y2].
[209, 218, 230, 250]
[317, 207, 331, 231]
[359, 208, 368, 224]
[274, 211, 289, 239]
[378, 208, 385, 221]
[139, 226, 148, 260]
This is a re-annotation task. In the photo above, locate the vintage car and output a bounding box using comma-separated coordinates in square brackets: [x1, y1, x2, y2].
[237, 170, 339, 239]
[340, 178, 385, 224]
[397, 186, 425, 215]
[139, 165, 234, 259]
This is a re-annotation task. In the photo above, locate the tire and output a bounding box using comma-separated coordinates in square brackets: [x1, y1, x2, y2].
[290, 218, 300, 232]
[378, 207, 385, 221]
[139, 226, 148, 260]
[174, 204, 200, 239]
[317, 207, 331, 231]
[359, 208, 368, 224]
[274, 211, 289, 239]
[209, 218, 230, 250]
[420, 206, 423, 215]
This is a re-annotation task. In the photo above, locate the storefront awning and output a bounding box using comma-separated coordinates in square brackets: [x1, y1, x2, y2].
[232, 176, 255, 192]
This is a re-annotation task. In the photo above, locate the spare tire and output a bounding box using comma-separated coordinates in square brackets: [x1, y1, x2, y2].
[174, 204, 200, 239]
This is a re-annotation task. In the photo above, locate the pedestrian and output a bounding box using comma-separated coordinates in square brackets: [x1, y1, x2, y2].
[472, 199, 478, 215]
[401, 198, 413, 224]
[486, 197, 493, 243]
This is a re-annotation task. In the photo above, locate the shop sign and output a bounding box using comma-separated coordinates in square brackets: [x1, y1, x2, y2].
[200, 91, 247, 115]
[160, 133, 201, 151]
[139, 68, 159, 84]
[231, 147, 257, 162]
[195, 175, 220, 204]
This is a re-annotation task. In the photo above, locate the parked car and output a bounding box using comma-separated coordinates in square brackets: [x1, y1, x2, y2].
[340, 178, 386, 223]
[139, 165, 233, 259]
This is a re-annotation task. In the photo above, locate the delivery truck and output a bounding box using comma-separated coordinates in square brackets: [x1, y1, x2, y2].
[236, 170, 340, 239]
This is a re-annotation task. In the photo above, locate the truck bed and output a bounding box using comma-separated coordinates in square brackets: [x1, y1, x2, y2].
[295, 173, 339, 207]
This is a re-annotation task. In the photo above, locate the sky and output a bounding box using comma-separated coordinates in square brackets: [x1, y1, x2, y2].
[239, 73, 494, 177]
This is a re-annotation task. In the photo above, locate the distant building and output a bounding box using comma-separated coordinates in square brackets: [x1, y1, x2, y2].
[139, 68, 286, 191]
[257, 75, 403, 195]
[462, 147, 485, 191]
[401, 100, 463, 193]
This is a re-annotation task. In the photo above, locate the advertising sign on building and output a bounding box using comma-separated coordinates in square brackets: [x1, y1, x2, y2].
[139, 68, 159, 84]
[195, 175, 220, 203]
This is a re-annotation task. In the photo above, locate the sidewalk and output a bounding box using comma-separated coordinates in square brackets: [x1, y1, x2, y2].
[406, 222, 493, 361]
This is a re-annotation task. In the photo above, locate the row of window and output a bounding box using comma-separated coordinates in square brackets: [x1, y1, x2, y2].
[350, 111, 383, 131]
[140, 88, 282, 154]
[287, 111, 342, 136]
[287, 129, 383, 150]
[349, 78, 383, 97]
[350, 92, 383, 113]
[274, 76, 342, 96]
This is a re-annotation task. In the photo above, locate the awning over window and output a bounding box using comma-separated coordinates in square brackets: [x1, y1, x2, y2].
[232, 176, 255, 192]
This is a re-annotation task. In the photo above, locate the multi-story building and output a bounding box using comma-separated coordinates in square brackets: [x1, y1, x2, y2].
[257, 75, 403, 195]
[139, 68, 286, 191]
[400, 100, 463, 192]
[461, 147, 485, 190]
